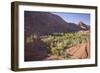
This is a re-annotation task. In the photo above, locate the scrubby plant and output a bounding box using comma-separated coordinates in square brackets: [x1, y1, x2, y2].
[28, 31, 90, 59]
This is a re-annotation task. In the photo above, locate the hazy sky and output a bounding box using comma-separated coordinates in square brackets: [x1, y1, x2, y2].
[53, 12, 90, 25]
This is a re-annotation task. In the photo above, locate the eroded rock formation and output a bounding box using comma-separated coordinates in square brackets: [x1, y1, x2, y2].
[66, 43, 90, 59]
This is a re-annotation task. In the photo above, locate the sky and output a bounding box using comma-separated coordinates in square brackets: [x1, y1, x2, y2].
[53, 12, 90, 25]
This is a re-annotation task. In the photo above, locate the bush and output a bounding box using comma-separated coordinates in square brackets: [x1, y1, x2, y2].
[37, 31, 90, 59]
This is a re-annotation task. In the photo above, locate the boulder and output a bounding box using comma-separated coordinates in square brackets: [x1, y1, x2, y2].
[66, 43, 90, 59]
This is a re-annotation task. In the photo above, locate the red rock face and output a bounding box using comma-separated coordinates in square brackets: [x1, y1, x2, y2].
[66, 43, 90, 59]
[78, 21, 90, 30]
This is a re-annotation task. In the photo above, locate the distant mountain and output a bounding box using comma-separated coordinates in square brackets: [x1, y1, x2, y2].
[78, 21, 90, 30]
[24, 11, 89, 36]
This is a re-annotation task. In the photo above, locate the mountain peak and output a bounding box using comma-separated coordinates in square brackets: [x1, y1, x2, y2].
[78, 21, 89, 30]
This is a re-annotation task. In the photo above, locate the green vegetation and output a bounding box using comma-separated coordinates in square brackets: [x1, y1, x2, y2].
[25, 31, 90, 59]
[41, 31, 90, 59]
